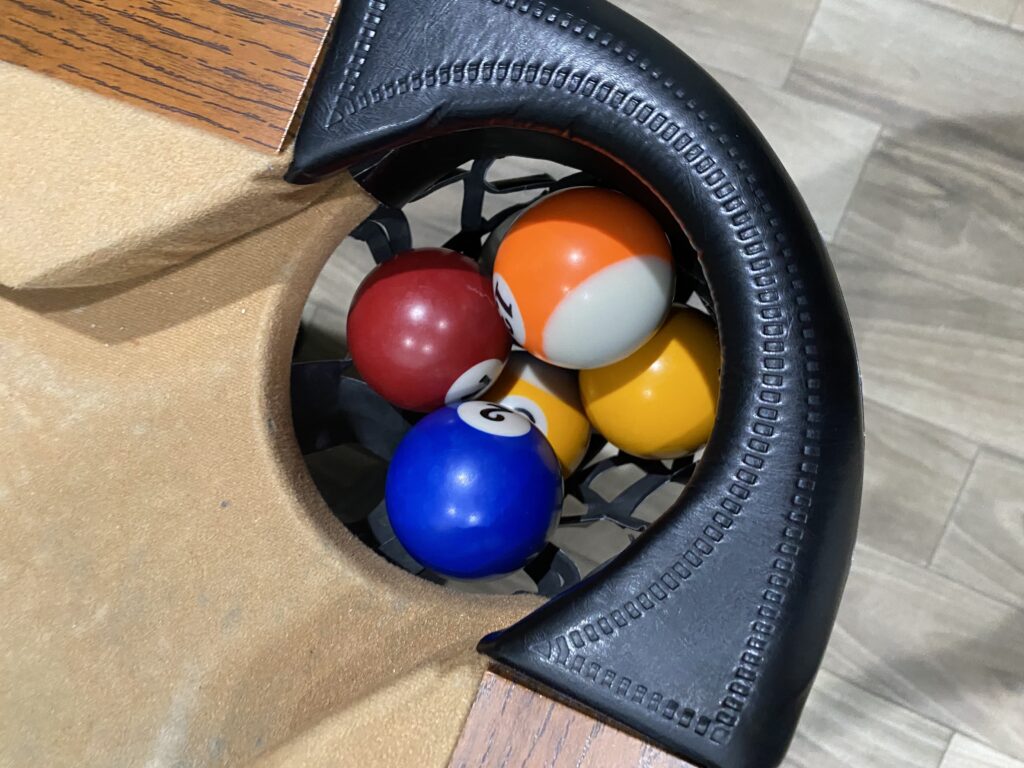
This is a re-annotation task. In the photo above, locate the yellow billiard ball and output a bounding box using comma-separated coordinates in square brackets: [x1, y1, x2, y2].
[580, 307, 720, 460]
[486, 352, 591, 476]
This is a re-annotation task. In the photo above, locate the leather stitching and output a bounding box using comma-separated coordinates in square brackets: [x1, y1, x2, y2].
[327, 0, 387, 127]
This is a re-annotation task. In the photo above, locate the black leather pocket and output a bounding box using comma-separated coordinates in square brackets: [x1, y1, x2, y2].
[287, 2, 864, 766]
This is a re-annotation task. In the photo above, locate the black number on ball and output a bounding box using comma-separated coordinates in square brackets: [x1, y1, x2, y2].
[459, 374, 493, 402]
[479, 404, 515, 422]
[494, 285, 515, 320]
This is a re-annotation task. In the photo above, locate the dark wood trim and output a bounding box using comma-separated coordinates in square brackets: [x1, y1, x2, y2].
[450, 670, 697, 768]
[0, 0, 340, 151]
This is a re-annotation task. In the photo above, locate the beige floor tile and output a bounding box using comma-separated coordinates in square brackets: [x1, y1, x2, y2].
[783, 670, 952, 768]
[858, 399, 976, 565]
[551, 519, 635, 576]
[925, 0, 1018, 23]
[394, 157, 575, 248]
[941, 733, 1024, 768]
[931, 450, 1024, 609]
[853, 320, 1023, 459]
[299, 296, 319, 326]
[835, 126, 1024, 321]
[788, 0, 1024, 155]
[830, 129, 1024, 456]
[831, 241, 1024, 356]
[308, 239, 374, 312]
[711, 72, 880, 239]
[296, 303, 348, 362]
[309, 302, 347, 339]
[823, 545, 1024, 758]
[297, 238, 372, 360]
[403, 186, 464, 247]
[832, 238, 1024, 457]
[618, 0, 819, 87]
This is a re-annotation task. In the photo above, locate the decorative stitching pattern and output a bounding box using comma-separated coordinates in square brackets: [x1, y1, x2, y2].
[328, 0, 686, 125]
[526, 128, 787, 747]
[326, 0, 387, 127]
[325, 0, 829, 747]
[525, 642, 721, 741]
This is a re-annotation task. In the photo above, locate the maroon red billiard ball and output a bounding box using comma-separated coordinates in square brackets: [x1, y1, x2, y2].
[347, 248, 512, 412]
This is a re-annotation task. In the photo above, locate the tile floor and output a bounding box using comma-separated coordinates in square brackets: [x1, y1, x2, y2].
[300, 1, 1024, 764]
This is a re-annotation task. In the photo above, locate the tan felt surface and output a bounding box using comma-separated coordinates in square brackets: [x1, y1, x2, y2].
[0, 62, 337, 290]
[0, 180, 541, 768]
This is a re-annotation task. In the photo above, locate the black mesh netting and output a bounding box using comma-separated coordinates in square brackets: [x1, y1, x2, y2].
[291, 158, 713, 597]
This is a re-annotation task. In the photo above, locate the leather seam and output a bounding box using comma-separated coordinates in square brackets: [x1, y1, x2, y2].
[328, 0, 704, 126]
[326, 0, 388, 128]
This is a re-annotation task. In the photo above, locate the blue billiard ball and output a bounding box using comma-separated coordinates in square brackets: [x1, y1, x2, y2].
[385, 401, 563, 579]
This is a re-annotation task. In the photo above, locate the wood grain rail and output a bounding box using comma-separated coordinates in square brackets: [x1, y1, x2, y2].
[450, 670, 695, 768]
[0, 0, 340, 151]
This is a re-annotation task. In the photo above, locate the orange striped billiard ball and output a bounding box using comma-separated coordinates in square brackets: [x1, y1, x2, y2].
[492, 188, 674, 370]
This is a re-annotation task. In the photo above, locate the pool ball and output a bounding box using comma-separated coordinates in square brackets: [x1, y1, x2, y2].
[385, 402, 563, 579]
[580, 307, 720, 459]
[492, 187, 674, 369]
[347, 248, 511, 412]
[485, 352, 591, 476]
